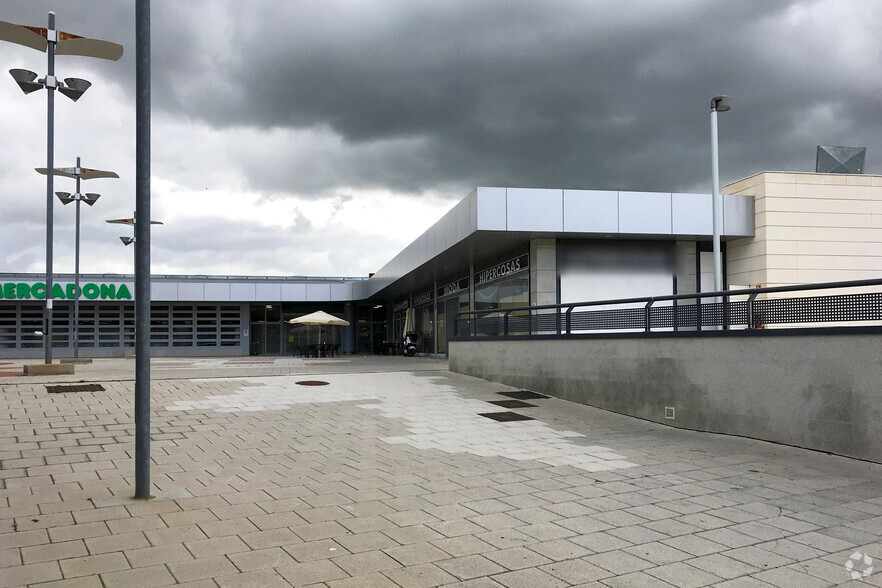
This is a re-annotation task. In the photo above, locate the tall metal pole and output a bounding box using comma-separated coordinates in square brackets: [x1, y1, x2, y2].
[710, 107, 723, 292]
[44, 11, 57, 364]
[134, 0, 152, 499]
[74, 156, 81, 358]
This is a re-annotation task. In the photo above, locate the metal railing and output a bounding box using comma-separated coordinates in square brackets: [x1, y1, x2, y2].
[454, 278, 882, 338]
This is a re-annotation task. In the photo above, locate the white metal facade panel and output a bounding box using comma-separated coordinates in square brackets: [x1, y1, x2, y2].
[230, 283, 257, 301]
[203, 283, 231, 301]
[563, 190, 618, 233]
[330, 283, 353, 300]
[255, 283, 282, 301]
[619, 191, 673, 234]
[672, 193, 712, 235]
[151, 282, 178, 301]
[724, 194, 755, 236]
[306, 283, 332, 301]
[476, 187, 507, 230]
[507, 188, 563, 232]
[177, 282, 204, 301]
[280, 283, 307, 301]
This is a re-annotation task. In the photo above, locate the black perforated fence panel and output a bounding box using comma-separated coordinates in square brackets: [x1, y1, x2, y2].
[753, 292, 882, 324]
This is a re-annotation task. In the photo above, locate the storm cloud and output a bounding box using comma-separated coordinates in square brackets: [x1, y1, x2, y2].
[2, 0, 880, 276]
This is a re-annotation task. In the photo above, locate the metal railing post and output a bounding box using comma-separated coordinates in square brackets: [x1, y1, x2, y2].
[747, 289, 759, 329]
[644, 298, 655, 333]
[503, 310, 510, 336]
[565, 306, 573, 334]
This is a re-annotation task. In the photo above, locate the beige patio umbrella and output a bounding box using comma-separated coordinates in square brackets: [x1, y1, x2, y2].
[287, 311, 350, 347]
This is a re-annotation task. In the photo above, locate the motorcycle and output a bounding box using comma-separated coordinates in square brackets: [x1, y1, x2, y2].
[403, 331, 418, 357]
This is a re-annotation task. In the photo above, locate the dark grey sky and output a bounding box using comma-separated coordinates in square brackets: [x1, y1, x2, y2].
[2, 0, 880, 276]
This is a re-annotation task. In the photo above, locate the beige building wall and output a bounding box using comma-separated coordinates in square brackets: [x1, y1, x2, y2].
[726, 171, 882, 288]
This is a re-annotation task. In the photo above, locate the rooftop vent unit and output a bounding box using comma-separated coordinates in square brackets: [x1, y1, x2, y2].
[816, 146, 866, 174]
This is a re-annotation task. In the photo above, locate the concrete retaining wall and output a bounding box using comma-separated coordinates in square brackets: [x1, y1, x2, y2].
[449, 334, 882, 463]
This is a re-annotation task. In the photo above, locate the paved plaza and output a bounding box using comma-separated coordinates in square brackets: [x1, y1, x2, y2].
[1, 356, 881, 587]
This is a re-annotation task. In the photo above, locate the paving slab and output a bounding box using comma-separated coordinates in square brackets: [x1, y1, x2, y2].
[1, 356, 881, 586]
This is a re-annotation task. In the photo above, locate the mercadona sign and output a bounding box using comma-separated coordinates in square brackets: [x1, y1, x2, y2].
[0, 282, 132, 300]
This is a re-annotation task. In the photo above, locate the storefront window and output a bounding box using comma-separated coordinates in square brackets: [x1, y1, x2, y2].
[473, 253, 529, 336]
[414, 303, 434, 353]
[474, 277, 529, 310]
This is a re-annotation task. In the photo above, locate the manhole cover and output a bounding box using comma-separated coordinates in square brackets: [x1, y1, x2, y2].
[498, 390, 548, 400]
[46, 384, 105, 394]
[296, 380, 329, 386]
[478, 411, 535, 422]
[487, 399, 536, 409]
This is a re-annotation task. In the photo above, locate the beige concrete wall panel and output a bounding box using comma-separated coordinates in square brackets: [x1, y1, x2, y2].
[795, 255, 882, 271]
[728, 258, 767, 275]
[765, 254, 799, 269]
[797, 240, 882, 256]
[797, 268, 881, 283]
[764, 197, 882, 215]
[846, 185, 882, 200]
[763, 240, 799, 255]
[763, 183, 797, 198]
[765, 211, 873, 229]
[764, 226, 801, 241]
[794, 184, 847, 199]
[724, 173, 765, 194]
[765, 268, 800, 284]
[753, 211, 767, 229]
[846, 175, 875, 186]
[761, 172, 798, 184]
[794, 226, 882, 242]
[727, 242, 767, 261]
[795, 173, 849, 186]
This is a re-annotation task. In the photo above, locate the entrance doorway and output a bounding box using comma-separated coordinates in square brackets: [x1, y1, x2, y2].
[250, 322, 281, 355]
[250, 304, 282, 355]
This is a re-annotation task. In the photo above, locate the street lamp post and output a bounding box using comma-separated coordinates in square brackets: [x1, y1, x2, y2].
[710, 95, 731, 293]
[1, 14, 122, 364]
[42, 158, 119, 359]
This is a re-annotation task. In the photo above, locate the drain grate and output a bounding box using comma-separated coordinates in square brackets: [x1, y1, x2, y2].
[478, 411, 535, 422]
[296, 380, 329, 386]
[487, 399, 536, 409]
[46, 384, 105, 394]
[498, 390, 548, 400]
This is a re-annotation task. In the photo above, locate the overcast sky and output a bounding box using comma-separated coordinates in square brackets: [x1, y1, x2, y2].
[2, 1, 880, 278]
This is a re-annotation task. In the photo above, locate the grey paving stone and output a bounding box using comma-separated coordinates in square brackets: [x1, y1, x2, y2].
[569, 530, 634, 553]
[276, 558, 349, 585]
[645, 561, 723, 587]
[490, 566, 569, 588]
[384, 542, 450, 566]
[123, 543, 195, 568]
[687, 552, 762, 580]
[601, 570, 678, 587]
[332, 549, 402, 575]
[21, 539, 88, 564]
[382, 562, 458, 587]
[431, 535, 495, 557]
[623, 540, 692, 565]
[214, 569, 293, 588]
[228, 546, 295, 571]
[584, 550, 653, 575]
[336, 531, 400, 554]
[100, 564, 177, 587]
[436, 554, 507, 580]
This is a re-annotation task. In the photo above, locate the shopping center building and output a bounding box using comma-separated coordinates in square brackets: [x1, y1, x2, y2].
[2, 170, 881, 358]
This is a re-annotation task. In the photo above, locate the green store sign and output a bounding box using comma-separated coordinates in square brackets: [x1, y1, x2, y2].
[0, 282, 132, 301]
